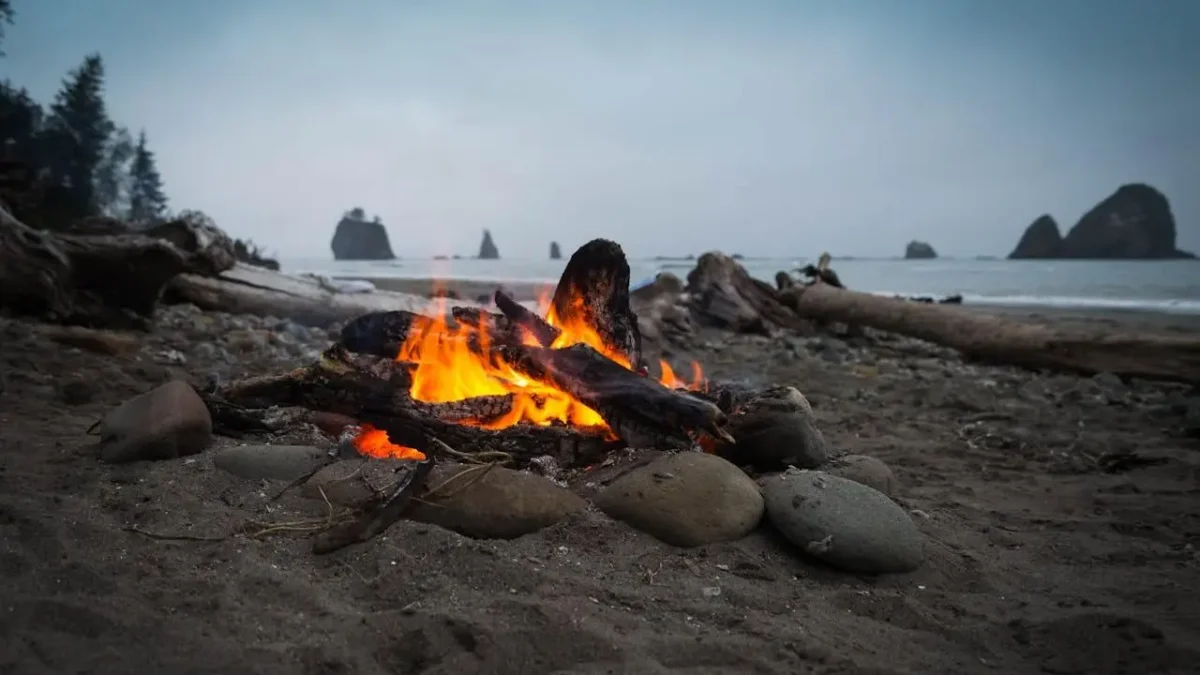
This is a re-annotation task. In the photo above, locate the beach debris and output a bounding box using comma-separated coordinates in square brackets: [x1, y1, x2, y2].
[90, 380, 213, 463]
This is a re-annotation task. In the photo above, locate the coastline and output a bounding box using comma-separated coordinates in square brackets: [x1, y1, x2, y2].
[355, 275, 1200, 334]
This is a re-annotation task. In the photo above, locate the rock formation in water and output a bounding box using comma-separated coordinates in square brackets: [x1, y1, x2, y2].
[904, 241, 937, 259]
[1009, 184, 1194, 260]
[1062, 184, 1193, 259]
[1008, 215, 1064, 259]
[478, 229, 500, 259]
[549, 241, 562, 260]
[330, 208, 395, 260]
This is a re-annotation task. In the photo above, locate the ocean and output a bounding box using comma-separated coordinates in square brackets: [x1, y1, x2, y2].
[281, 256, 1200, 315]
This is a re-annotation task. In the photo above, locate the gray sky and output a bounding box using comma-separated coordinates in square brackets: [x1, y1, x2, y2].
[6, 0, 1199, 258]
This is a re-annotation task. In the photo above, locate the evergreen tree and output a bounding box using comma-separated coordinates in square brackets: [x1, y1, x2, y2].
[127, 129, 167, 224]
[0, 0, 14, 55]
[42, 53, 114, 219]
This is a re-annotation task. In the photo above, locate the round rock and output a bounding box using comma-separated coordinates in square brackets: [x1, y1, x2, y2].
[594, 451, 764, 547]
[715, 386, 828, 471]
[213, 444, 330, 481]
[823, 454, 897, 497]
[763, 469, 923, 574]
[407, 463, 587, 540]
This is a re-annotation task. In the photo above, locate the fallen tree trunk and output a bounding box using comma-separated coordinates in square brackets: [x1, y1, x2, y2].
[687, 252, 813, 335]
[166, 263, 483, 328]
[0, 204, 232, 330]
[783, 282, 1200, 384]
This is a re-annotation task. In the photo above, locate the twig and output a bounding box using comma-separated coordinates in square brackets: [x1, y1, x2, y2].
[122, 526, 226, 542]
[428, 437, 513, 466]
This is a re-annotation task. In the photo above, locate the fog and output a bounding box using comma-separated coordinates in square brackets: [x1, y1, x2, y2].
[8, 0, 1199, 258]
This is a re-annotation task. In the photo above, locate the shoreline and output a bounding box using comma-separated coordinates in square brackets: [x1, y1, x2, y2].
[353, 275, 1200, 333]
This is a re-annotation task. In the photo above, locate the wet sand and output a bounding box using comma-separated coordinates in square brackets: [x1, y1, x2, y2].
[0, 303, 1197, 674]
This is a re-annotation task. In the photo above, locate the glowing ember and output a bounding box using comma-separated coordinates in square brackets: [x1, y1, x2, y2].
[352, 424, 427, 461]
[395, 292, 705, 431]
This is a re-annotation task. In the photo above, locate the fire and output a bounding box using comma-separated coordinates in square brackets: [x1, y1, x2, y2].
[352, 424, 427, 461]
[393, 292, 705, 431]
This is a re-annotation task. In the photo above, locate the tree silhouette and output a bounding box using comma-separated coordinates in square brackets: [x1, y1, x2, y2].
[41, 54, 115, 220]
[127, 130, 168, 224]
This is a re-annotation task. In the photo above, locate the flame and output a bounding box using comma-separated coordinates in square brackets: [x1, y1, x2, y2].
[394, 292, 705, 431]
[353, 424, 427, 461]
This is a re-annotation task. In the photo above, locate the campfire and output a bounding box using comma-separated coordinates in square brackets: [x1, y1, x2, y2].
[352, 285, 708, 460]
[209, 239, 739, 551]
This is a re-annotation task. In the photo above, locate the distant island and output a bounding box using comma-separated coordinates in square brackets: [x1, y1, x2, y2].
[330, 208, 395, 260]
[1009, 184, 1194, 260]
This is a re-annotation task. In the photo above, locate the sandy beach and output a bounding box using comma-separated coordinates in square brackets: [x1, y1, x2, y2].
[1, 295, 1197, 675]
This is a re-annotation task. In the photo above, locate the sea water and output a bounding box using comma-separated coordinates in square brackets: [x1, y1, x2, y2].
[281, 256, 1200, 315]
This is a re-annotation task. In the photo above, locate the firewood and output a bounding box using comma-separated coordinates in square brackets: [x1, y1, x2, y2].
[494, 288, 560, 347]
[503, 343, 733, 449]
[550, 238, 644, 369]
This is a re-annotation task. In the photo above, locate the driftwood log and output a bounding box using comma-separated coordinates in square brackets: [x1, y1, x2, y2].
[0, 204, 235, 330]
[687, 252, 813, 335]
[783, 282, 1200, 384]
[167, 263, 483, 329]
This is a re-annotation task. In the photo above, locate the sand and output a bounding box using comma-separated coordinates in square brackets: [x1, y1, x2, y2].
[1, 304, 1198, 674]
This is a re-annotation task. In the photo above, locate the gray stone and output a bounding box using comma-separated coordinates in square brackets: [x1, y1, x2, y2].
[408, 463, 586, 539]
[715, 386, 828, 471]
[214, 445, 330, 481]
[95, 380, 213, 463]
[594, 452, 764, 547]
[763, 469, 923, 574]
[823, 454, 897, 497]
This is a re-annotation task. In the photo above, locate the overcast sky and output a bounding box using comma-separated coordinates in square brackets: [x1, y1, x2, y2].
[6, 0, 1199, 259]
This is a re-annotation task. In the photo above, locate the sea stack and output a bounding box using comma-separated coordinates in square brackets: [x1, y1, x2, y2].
[478, 229, 500, 260]
[330, 208, 395, 260]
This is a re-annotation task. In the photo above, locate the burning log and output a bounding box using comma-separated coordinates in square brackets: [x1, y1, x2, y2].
[340, 306, 521, 359]
[549, 238, 644, 369]
[502, 343, 732, 449]
[212, 345, 618, 467]
[687, 252, 813, 335]
[494, 288, 561, 347]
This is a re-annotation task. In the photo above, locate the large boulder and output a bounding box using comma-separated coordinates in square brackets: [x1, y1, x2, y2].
[904, 240, 937, 259]
[331, 208, 395, 260]
[1061, 184, 1193, 259]
[1008, 214, 1064, 259]
[478, 229, 500, 259]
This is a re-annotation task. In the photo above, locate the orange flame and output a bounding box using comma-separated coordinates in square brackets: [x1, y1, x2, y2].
[352, 424, 427, 461]
[395, 293, 705, 431]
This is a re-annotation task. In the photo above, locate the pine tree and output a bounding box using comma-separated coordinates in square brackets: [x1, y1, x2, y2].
[43, 53, 114, 219]
[0, 0, 14, 55]
[127, 129, 167, 224]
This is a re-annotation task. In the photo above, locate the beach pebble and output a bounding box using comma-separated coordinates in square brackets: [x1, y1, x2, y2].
[763, 470, 923, 574]
[94, 380, 213, 463]
[594, 452, 764, 547]
[823, 454, 898, 497]
[714, 386, 829, 470]
[214, 444, 330, 481]
[405, 463, 587, 539]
